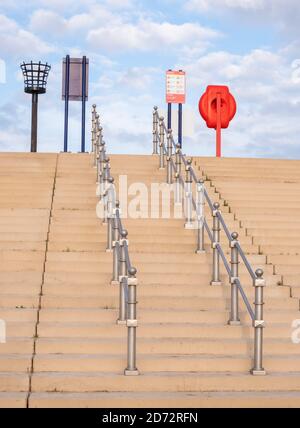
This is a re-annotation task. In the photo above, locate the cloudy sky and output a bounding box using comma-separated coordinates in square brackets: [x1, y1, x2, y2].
[0, 0, 300, 158]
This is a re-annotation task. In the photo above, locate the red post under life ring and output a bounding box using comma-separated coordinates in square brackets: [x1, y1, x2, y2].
[199, 85, 236, 157]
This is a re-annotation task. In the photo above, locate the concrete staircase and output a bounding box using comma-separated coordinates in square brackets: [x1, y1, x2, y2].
[1, 152, 300, 407]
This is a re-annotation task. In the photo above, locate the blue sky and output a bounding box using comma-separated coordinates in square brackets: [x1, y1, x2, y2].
[1, 0, 300, 158]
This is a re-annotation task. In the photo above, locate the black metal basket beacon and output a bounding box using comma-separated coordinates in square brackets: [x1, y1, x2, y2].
[20, 61, 51, 152]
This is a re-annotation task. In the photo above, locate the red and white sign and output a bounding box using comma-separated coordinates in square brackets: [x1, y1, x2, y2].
[166, 70, 186, 104]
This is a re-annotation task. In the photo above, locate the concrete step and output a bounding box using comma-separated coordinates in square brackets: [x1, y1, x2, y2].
[36, 322, 297, 339]
[0, 309, 37, 322]
[44, 261, 274, 275]
[27, 391, 300, 408]
[46, 241, 259, 254]
[38, 308, 297, 324]
[40, 283, 290, 298]
[0, 373, 29, 392]
[42, 271, 281, 286]
[0, 295, 40, 309]
[0, 339, 34, 355]
[32, 354, 300, 373]
[41, 293, 291, 310]
[30, 371, 300, 393]
[0, 355, 32, 372]
[0, 392, 27, 408]
[45, 251, 267, 264]
[35, 337, 300, 356]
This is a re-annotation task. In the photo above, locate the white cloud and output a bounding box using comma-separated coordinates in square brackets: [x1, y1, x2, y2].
[187, 0, 265, 11]
[87, 20, 219, 52]
[0, 14, 54, 58]
[186, 0, 300, 36]
[29, 5, 121, 35]
[177, 45, 300, 157]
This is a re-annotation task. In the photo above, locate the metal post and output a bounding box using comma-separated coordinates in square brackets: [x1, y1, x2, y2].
[228, 232, 241, 325]
[96, 133, 101, 183]
[98, 141, 106, 192]
[94, 114, 100, 167]
[111, 202, 121, 286]
[106, 177, 115, 252]
[178, 103, 183, 148]
[102, 158, 110, 224]
[211, 202, 221, 285]
[64, 55, 70, 153]
[175, 144, 182, 176]
[81, 55, 87, 153]
[153, 106, 158, 155]
[159, 117, 165, 170]
[184, 159, 193, 229]
[117, 230, 128, 325]
[168, 102, 172, 130]
[251, 268, 266, 376]
[91, 104, 96, 153]
[31, 93, 38, 153]
[167, 129, 173, 184]
[95, 127, 102, 166]
[174, 144, 182, 205]
[125, 267, 139, 376]
[196, 180, 205, 254]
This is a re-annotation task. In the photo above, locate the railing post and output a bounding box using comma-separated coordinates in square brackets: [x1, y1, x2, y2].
[159, 116, 165, 170]
[228, 232, 241, 325]
[175, 144, 182, 176]
[153, 106, 158, 155]
[167, 129, 173, 184]
[91, 104, 97, 154]
[102, 158, 110, 224]
[196, 179, 205, 254]
[174, 144, 182, 206]
[125, 267, 139, 376]
[117, 230, 128, 325]
[94, 114, 100, 167]
[97, 140, 106, 190]
[211, 202, 221, 285]
[95, 131, 101, 183]
[111, 202, 121, 286]
[251, 268, 266, 376]
[106, 177, 115, 252]
[184, 159, 193, 229]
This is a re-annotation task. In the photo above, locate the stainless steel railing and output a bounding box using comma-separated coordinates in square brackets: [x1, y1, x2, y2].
[153, 106, 266, 376]
[91, 105, 139, 376]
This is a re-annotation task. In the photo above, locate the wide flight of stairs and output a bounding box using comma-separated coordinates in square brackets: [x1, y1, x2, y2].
[1, 153, 300, 407]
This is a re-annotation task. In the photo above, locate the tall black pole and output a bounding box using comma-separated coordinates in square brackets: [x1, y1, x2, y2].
[168, 103, 172, 130]
[31, 93, 38, 152]
[64, 55, 70, 153]
[178, 103, 183, 148]
[81, 56, 87, 153]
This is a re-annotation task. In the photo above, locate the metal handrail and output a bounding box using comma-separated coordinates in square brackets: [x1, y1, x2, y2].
[152, 106, 266, 376]
[235, 242, 257, 280]
[92, 105, 139, 376]
[216, 211, 232, 242]
[235, 278, 255, 321]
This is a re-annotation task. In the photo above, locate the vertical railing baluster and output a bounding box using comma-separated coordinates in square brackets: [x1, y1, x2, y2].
[91, 104, 97, 155]
[184, 159, 193, 229]
[106, 177, 115, 252]
[251, 269, 266, 376]
[117, 230, 128, 325]
[153, 106, 158, 155]
[167, 129, 173, 184]
[228, 232, 241, 325]
[196, 179, 205, 253]
[111, 202, 121, 285]
[211, 202, 221, 285]
[125, 267, 139, 376]
[159, 116, 165, 170]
